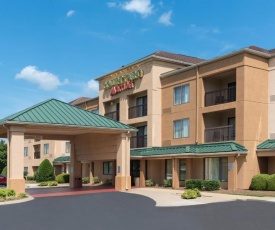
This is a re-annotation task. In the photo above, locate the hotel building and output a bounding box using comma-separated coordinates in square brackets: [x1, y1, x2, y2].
[24, 46, 275, 190]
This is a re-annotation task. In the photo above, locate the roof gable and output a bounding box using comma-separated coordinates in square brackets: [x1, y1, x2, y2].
[0, 99, 136, 131]
[257, 139, 275, 150]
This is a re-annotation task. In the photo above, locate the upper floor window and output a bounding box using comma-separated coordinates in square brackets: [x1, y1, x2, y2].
[90, 108, 99, 114]
[24, 147, 28, 156]
[174, 84, 190, 105]
[44, 144, 49, 154]
[174, 119, 190, 138]
[65, 142, 71, 153]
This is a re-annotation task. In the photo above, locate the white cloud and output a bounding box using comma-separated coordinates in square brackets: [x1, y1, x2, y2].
[122, 0, 153, 17]
[15, 66, 67, 91]
[158, 10, 173, 26]
[107, 2, 118, 8]
[66, 10, 75, 17]
[87, 79, 99, 92]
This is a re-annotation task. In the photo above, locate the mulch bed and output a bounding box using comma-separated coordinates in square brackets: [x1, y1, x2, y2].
[210, 189, 275, 197]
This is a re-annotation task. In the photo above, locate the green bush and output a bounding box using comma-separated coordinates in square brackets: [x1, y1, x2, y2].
[26, 176, 35, 181]
[0, 189, 16, 198]
[38, 181, 49, 186]
[185, 179, 203, 190]
[1, 166, 7, 177]
[35, 159, 55, 182]
[82, 177, 90, 184]
[267, 174, 275, 191]
[249, 174, 271, 190]
[145, 179, 154, 187]
[203, 180, 221, 191]
[193, 188, 201, 197]
[163, 179, 172, 187]
[17, 193, 28, 198]
[181, 189, 199, 199]
[93, 176, 100, 184]
[48, 181, 58, 186]
[24, 170, 28, 178]
[56, 173, 70, 183]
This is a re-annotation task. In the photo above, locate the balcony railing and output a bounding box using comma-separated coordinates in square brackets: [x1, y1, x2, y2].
[205, 86, 236, 107]
[129, 104, 147, 119]
[105, 111, 120, 121]
[34, 152, 41, 159]
[130, 135, 147, 148]
[205, 125, 235, 143]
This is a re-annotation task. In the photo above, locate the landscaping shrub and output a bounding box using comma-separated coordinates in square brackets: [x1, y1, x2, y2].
[145, 179, 154, 187]
[163, 179, 172, 187]
[267, 174, 275, 191]
[203, 180, 221, 191]
[181, 189, 199, 199]
[185, 179, 203, 190]
[35, 159, 55, 182]
[38, 182, 49, 186]
[48, 181, 58, 186]
[0, 189, 16, 198]
[249, 174, 271, 190]
[17, 193, 28, 198]
[56, 173, 70, 183]
[1, 166, 7, 176]
[193, 188, 201, 197]
[26, 176, 35, 181]
[93, 176, 100, 184]
[82, 177, 90, 184]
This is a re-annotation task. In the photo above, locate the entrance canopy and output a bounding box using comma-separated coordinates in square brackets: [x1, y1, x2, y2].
[257, 139, 275, 157]
[0, 99, 136, 194]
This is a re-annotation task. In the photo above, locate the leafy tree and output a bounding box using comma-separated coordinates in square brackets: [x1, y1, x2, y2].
[1, 166, 7, 176]
[35, 159, 55, 182]
[0, 140, 7, 173]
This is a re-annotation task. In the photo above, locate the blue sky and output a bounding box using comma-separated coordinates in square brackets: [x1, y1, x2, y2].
[1, 0, 275, 118]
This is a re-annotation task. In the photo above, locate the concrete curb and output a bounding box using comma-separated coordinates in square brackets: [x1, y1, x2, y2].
[0, 196, 34, 206]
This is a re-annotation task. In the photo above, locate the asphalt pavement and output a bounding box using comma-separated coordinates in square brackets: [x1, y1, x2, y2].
[1, 191, 275, 230]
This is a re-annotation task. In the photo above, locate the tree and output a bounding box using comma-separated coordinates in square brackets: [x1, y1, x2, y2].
[0, 140, 7, 173]
[35, 159, 55, 182]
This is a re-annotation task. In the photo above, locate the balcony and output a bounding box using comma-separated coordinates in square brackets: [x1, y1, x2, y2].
[129, 104, 147, 119]
[34, 152, 41, 159]
[130, 135, 147, 148]
[105, 111, 119, 121]
[205, 125, 235, 143]
[205, 86, 236, 107]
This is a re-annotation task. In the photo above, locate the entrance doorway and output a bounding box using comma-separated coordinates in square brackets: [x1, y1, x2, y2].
[130, 160, 140, 186]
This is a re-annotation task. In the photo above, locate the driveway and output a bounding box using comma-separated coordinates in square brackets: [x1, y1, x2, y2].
[1, 192, 275, 230]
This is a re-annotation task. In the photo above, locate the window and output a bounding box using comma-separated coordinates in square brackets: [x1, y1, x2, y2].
[165, 159, 172, 180]
[174, 119, 190, 138]
[44, 144, 49, 154]
[65, 142, 71, 153]
[24, 167, 28, 173]
[174, 84, 190, 105]
[90, 108, 99, 114]
[34, 144, 41, 159]
[204, 157, 228, 182]
[103, 162, 113, 175]
[24, 147, 28, 157]
[179, 159, 186, 181]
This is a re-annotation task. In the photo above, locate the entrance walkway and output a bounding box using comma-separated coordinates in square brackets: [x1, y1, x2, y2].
[27, 185, 116, 198]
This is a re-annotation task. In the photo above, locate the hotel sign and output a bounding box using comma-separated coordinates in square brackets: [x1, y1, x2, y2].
[103, 69, 144, 96]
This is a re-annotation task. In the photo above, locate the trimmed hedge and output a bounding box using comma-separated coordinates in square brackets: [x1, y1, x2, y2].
[163, 179, 172, 187]
[56, 173, 70, 183]
[249, 174, 271, 190]
[36, 159, 55, 182]
[185, 179, 203, 190]
[181, 189, 201, 199]
[26, 176, 35, 181]
[203, 180, 221, 191]
[267, 174, 275, 191]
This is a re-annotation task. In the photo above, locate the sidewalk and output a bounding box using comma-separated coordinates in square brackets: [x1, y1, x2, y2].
[126, 188, 275, 207]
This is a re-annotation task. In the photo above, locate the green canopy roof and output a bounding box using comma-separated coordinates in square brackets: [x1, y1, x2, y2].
[257, 139, 275, 150]
[0, 98, 136, 131]
[53, 156, 71, 163]
[130, 142, 248, 157]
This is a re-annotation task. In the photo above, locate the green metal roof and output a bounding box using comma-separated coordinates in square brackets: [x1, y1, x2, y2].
[53, 156, 71, 163]
[130, 142, 248, 157]
[257, 139, 275, 150]
[0, 98, 136, 131]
